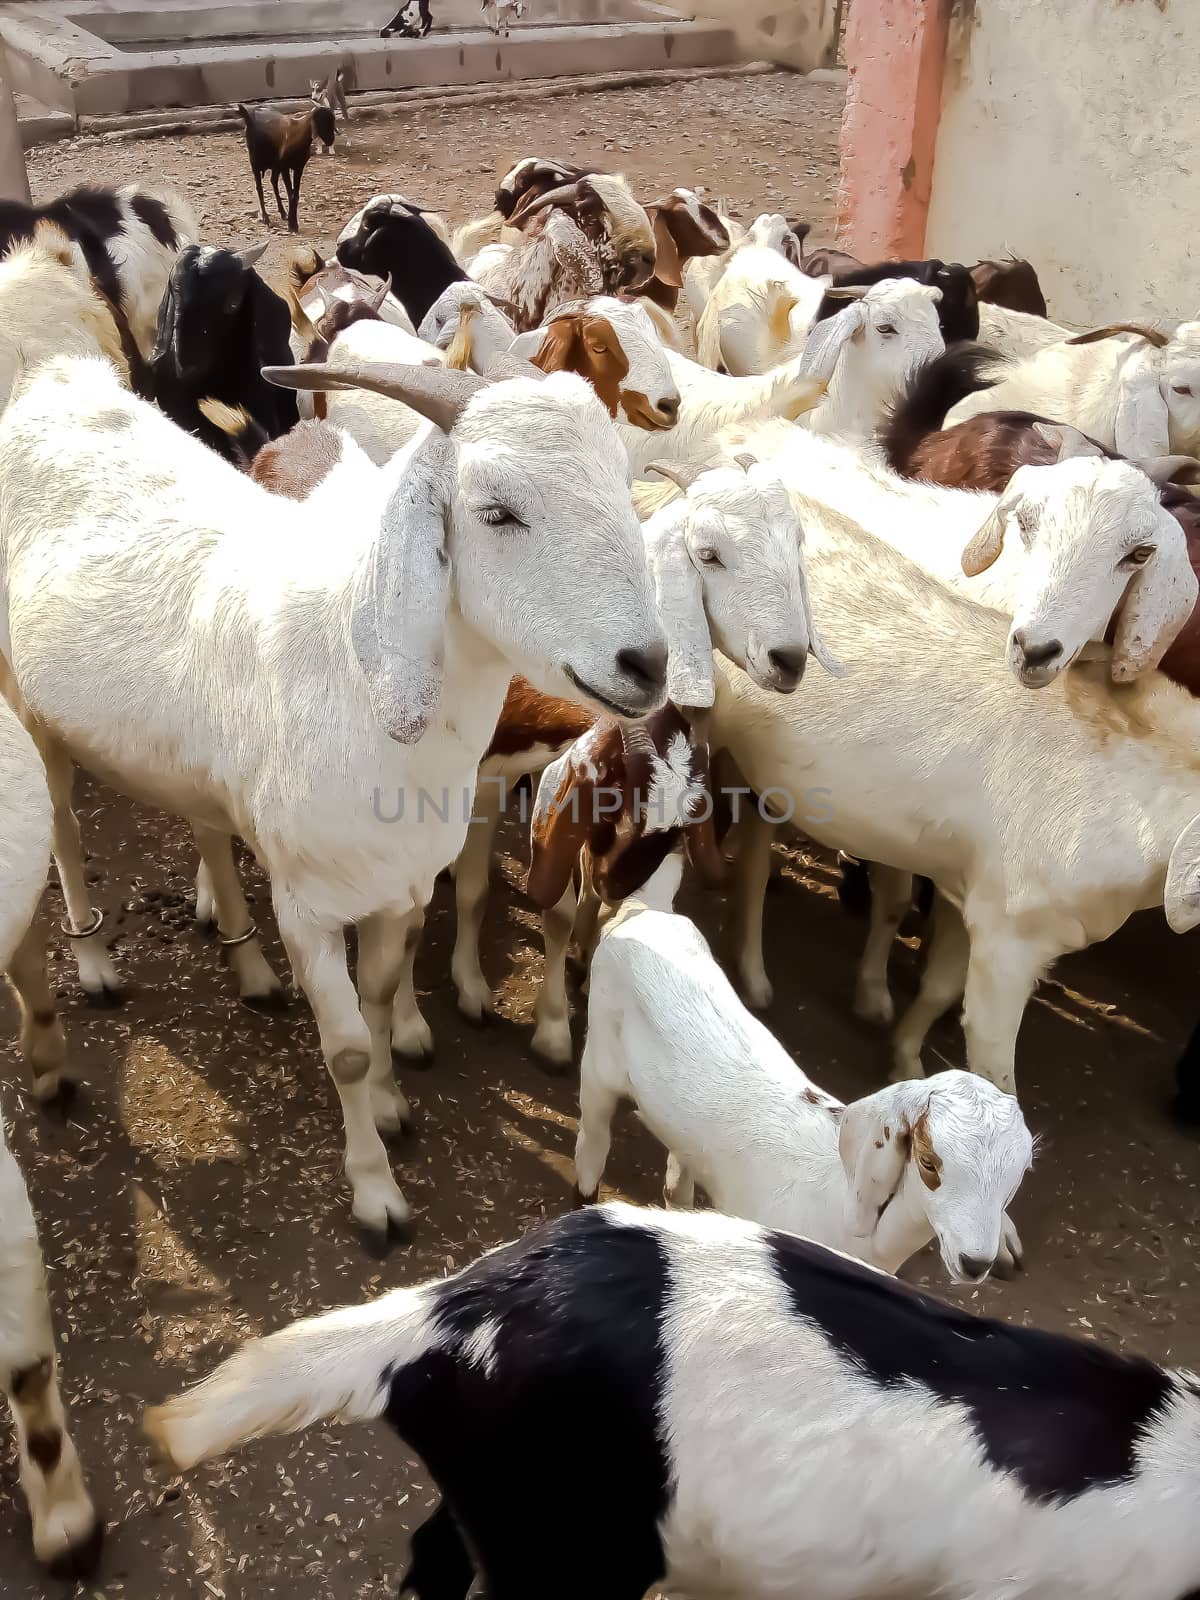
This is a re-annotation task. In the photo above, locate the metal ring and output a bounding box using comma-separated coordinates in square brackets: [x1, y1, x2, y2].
[60, 909, 104, 939]
[219, 923, 258, 949]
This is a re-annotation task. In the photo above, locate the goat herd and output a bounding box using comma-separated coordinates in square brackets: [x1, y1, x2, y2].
[0, 138, 1198, 1600]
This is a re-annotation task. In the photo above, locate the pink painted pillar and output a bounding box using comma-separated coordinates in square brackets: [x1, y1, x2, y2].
[835, 0, 949, 261]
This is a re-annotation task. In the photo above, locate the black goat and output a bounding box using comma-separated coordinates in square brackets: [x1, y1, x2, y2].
[814, 257, 980, 345]
[381, 1, 432, 36]
[148, 244, 298, 461]
[238, 103, 335, 234]
[334, 195, 466, 328]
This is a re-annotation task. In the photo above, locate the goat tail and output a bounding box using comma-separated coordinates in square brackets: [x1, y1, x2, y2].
[145, 1283, 436, 1472]
[197, 400, 270, 469]
[880, 343, 1004, 475]
[237, 102, 252, 125]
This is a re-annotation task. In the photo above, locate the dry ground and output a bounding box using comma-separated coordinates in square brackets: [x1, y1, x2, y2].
[1, 67, 1197, 1600]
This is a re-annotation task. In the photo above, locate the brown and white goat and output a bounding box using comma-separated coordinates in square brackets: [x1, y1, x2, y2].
[638, 189, 730, 336]
[239, 101, 335, 233]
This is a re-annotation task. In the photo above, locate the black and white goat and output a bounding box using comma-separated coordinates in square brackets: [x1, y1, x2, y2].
[335, 195, 466, 329]
[148, 243, 299, 460]
[150, 1202, 1200, 1600]
[0, 183, 195, 366]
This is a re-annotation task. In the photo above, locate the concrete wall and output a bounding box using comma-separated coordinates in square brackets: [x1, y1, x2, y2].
[924, 0, 1199, 324]
[662, 0, 838, 72]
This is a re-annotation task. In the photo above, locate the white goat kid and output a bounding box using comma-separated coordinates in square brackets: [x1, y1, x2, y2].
[795, 279, 945, 440]
[578, 875, 1032, 1281]
[695, 241, 828, 375]
[0, 698, 102, 1577]
[0, 354, 667, 1234]
[948, 323, 1200, 458]
[736, 420, 1195, 688]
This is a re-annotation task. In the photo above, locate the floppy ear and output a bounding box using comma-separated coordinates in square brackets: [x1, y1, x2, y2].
[1114, 366, 1171, 458]
[351, 441, 453, 744]
[532, 316, 584, 377]
[651, 211, 683, 288]
[837, 1088, 918, 1239]
[526, 739, 611, 908]
[1031, 421, 1107, 462]
[643, 505, 715, 708]
[796, 535, 845, 678]
[1166, 811, 1200, 933]
[1109, 531, 1199, 680]
[799, 303, 867, 382]
[961, 489, 1017, 577]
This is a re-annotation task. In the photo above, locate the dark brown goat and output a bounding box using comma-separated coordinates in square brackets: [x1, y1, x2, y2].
[968, 258, 1048, 318]
[641, 189, 729, 311]
[239, 102, 336, 233]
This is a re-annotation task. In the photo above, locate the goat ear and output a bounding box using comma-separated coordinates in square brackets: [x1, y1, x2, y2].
[961, 494, 1013, 576]
[238, 241, 270, 270]
[796, 535, 845, 678]
[532, 316, 583, 378]
[525, 742, 608, 909]
[351, 443, 453, 744]
[1031, 421, 1106, 462]
[1109, 532, 1199, 680]
[799, 303, 867, 382]
[644, 511, 715, 708]
[1166, 811, 1200, 933]
[837, 1089, 917, 1239]
[651, 211, 683, 288]
[1114, 368, 1171, 458]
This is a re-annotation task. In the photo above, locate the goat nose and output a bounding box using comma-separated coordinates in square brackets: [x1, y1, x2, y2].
[616, 641, 668, 695]
[1012, 629, 1062, 669]
[657, 395, 680, 420]
[959, 1254, 993, 1283]
[768, 646, 808, 685]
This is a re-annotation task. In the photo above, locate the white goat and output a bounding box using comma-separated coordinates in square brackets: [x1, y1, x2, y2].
[0, 352, 668, 1234]
[577, 862, 1032, 1281]
[417, 281, 516, 371]
[733, 419, 1196, 687]
[695, 241, 828, 375]
[977, 300, 1072, 360]
[149, 1202, 1200, 1600]
[948, 323, 1200, 457]
[709, 486, 1200, 1096]
[482, 0, 525, 31]
[0, 698, 102, 1577]
[792, 279, 946, 440]
[681, 210, 787, 329]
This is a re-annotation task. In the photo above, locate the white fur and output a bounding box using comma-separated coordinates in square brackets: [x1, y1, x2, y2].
[0, 234, 128, 413]
[977, 300, 1073, 360]
[308, 319, 448, 463]
[709, 483, 1200, 1094]
[0, 354, 665, 1229]
[578, 889, 1032, 1280]
[418, 282, 516, 371]
[695, 242, 829, 375]
[949, 323, 1200, 458]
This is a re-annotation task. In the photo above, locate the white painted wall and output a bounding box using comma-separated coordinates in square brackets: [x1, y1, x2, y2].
[925, 0, 1199, 326]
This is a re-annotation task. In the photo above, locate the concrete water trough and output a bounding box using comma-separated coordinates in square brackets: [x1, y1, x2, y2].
[0, 0, 738, 119]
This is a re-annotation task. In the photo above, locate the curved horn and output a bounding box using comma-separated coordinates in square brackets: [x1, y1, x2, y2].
[261, 362, 492, 432]
[484, 291, 521, 320]
[238, 241, 270, 269]
[370, 272, 394, 312]
[508, 181, 583, 227]
[476, 351, 548, 382]
[646, 460, 704, 493]
[824, 283, 870, 300]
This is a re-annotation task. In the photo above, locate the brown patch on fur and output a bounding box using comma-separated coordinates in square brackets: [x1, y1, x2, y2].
[911, 1108, 943, 1190]
[486, 676, 595, 759]
[534, 312, 628, 417]
[768, 290, 800, 352]
[27, 1430, 63, 1473]
[1067, 323, 1170, 349]
[251, 419, 344, 500]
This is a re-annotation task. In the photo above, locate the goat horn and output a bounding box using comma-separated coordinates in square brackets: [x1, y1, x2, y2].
[508, 181, 583, 226]
[646, 460, 704, 492]
[238, 241, 271, 269]
[261, 362, 492, 432]
[484, 291, 520, 319]
[370, 272, 394, 311]
[824, 283, 870, 300]
[477, 351, 547, 382]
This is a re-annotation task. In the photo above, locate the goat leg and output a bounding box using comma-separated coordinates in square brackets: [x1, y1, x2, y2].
[251, 166, 270, 227]
[270, 169, 288, 224]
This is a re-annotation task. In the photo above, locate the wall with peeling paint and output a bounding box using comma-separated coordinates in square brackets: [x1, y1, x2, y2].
[925, 0, 1198, 324]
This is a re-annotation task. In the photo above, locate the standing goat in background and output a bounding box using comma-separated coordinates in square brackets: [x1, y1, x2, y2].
[310, 67, 350, 149]
[239, 102, 336, 233]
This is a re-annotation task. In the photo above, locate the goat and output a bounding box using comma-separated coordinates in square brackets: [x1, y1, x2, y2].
[309, 66, 349, 150]
[472, 174, 657, 332]
[418, 281, 518, 372]
[694, 236, 829, 374]
[238, 102, 336, 233]
[0, 351, 667, 1234]
[947, 322, 1200, 457]
[738, 416, 1195, 689]
[510, 296, 680, 428]
[335, 195, 467, 329]
[811, 257, 980, 345]
[977, 300, 1073, 360]
[578, 879, 1032, 1279]
[639, 188, 729, 322]
[0, 183, 195, 364]
[705, 469, 1200, 1097]
[790, 278, 946, 440]
[148, 243, 299, 461]
[482, 0, 526, 32]
[0, 696, 103, 1577]
[149, 1201, 1200, 1600]
[969, 256, 1048, 318]
[381, 0, 431, 36]
[450, 156, 601, 262]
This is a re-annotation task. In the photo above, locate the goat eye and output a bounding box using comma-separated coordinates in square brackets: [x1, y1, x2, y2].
[876, 323, 897, 337]
[478, 506, 526, 530]
[1124, 544, 1155, 566]
[697, 548, 724, 568]
[1173, 384, 1193, 398]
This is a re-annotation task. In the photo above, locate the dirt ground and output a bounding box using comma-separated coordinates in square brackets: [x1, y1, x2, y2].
[2, 67, 1198, 1600]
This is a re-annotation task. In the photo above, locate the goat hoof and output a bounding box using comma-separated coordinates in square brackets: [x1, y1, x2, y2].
[241, 987, 290, 1014]
[571, 1185, 595, 1209]
[358, 1213, 415, 1256]
[392, 1041, 436, 1071]
[34, 1075, 80, 1117]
